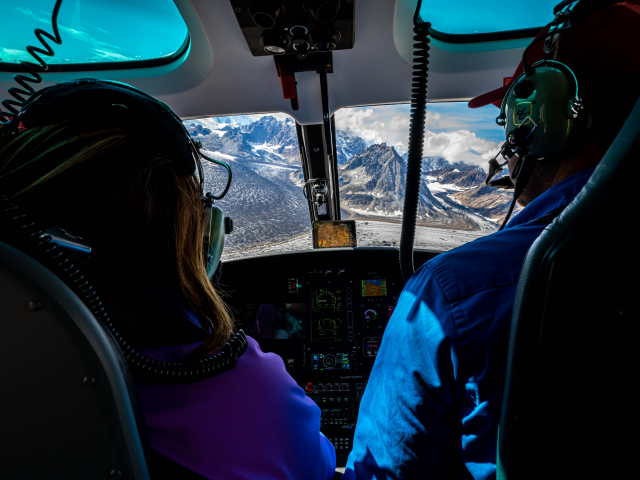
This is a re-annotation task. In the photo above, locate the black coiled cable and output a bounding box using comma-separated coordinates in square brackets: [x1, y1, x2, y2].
[0, 0, 63, 124]
[0, 194, 248, 384]
[399, 0, 431, 282]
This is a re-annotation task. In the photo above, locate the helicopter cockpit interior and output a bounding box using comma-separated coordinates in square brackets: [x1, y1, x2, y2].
[1, 0, 638, 479]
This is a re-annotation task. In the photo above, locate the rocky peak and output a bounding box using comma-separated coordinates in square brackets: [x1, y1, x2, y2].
[336, 129, 372, 165]
[430, 167, 486, 187]
[343, 143, 404, 172]
[241, 115, 295, 146]
[187, 123, 212, 136]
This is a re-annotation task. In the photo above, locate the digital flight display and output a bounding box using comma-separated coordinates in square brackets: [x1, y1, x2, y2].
[361, 279, 387, 297]
[363, 337, 381, 357]
[312, 352, 355, 371]
[312, 220, 357, 248]
[312, 288, 344, 312]
[312, 317, 344, 343]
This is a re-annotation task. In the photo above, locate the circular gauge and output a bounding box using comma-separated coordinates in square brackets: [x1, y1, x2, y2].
[364, 309, 379, 324]
[316, 291, 337, 309]
[323, 354, 337, 368]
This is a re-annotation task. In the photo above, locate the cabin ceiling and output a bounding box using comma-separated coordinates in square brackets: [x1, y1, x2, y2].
[0, 0, 532, 124]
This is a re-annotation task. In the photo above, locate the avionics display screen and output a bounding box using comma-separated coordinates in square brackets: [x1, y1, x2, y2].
[312, 317, 344, 343]
[312, 352, 355, 371]
[312, 220, 357, 248]
[361, 279, 387, 297]
[312, 288, 344, 312]
[245, 304, 306, 340]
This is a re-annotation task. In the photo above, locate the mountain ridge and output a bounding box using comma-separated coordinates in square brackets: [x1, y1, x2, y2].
[186, 117, 517, 243]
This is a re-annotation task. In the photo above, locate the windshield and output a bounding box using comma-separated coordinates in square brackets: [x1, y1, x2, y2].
[335, 102, 521, 251]
[186, 114, 311, 260]
[191, 104, 520, 259]
[0, 0, 188, 66]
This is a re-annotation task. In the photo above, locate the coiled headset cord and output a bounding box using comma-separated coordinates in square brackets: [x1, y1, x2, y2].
[0, 195, 248, 384]
[399, 0, 431, 282]
[0, 0, 64, 124]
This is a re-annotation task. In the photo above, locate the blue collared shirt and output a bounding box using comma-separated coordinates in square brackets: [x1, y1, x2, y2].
[342, 168, 595, 480]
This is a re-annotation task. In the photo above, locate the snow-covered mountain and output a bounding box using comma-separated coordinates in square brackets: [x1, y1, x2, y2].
[184, 116, 518, 253]
[340, 144, 407, 214]
[336, 130, 373, 165]
[186, 115, 301, 165]
[339, 144, 498, 230]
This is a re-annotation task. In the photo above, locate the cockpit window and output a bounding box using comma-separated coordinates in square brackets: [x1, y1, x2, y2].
[335, 102, 521, 251]
[421, 0, 556, 36]
[186, 114, 312, 260]
[195, 105, 521, 259]
[0, 0, 188, 67]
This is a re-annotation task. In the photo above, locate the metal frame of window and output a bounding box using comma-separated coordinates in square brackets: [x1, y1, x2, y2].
[429, 27, 541, 44]
[0, 34, 190, 73]
[296, 115, 341, 224]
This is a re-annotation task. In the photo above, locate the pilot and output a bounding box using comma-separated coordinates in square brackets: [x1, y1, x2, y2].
[0, 81, 335, 479]
[343, 2, 640, 479]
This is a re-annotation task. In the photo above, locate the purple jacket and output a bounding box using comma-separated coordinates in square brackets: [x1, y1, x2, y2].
[135, 337, 336, 479]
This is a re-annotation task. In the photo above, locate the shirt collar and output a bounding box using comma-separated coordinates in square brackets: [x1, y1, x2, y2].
[505, 167, 596, 229]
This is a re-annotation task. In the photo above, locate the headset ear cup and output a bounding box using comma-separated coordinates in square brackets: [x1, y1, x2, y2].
[206, 205, 226, 280]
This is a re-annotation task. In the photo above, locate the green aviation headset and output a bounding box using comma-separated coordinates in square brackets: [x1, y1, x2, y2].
[0, 78, 233, 279]
[486, 0, 587, 228]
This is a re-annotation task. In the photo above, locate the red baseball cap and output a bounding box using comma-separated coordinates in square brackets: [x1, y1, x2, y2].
[468, 1, 640, 109]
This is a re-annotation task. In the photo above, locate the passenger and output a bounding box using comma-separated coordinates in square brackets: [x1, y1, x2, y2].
[343, 3, 640, 479]
[0, 82, 335, 480]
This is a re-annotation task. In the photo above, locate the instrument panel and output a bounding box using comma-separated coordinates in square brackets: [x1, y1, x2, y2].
[222, 248, 438, 465]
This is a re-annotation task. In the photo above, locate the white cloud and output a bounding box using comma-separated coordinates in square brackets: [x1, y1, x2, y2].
[334, 104, 502, 171]
[336, 108, 452, 151]
[335, 108, 387, 144]
[423, 130, 499, 170]
[89, 49, 134, 62]
[0, 48, 25, 62]
[16, 6, 124, 61]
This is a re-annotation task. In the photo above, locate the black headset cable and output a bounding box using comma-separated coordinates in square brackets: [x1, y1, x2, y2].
[0, 194, 248, 384]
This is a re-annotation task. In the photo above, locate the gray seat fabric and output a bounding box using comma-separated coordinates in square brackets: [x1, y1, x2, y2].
[0, 240, 150, 479]
[497, 97, 640, 479]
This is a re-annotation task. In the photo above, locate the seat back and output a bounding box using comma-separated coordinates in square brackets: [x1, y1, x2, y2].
[0, 240, 150, 479]
[497, 97, 640, 479]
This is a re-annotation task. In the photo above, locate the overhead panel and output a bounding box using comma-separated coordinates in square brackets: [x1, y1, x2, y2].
[228, 0, 355, 57]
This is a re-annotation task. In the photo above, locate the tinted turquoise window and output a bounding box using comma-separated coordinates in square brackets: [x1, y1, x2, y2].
[0, 0, 188, 66]
[420, 0, 558, 35]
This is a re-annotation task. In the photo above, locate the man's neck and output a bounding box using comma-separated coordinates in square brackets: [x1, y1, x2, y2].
[550, 139, 604, 187]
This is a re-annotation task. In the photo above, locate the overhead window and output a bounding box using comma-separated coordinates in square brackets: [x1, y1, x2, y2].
[0, 0, 188, 68]
[420, 0, 557, 36]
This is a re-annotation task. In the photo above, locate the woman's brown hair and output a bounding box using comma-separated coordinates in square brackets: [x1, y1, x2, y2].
[0, 116, 235, 356]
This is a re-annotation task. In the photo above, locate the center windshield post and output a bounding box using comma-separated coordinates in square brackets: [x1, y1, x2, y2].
[276, 52, 341, 224]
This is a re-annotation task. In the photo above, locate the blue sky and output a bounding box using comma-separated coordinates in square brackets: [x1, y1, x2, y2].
[335, 102, 504, 170]
[0, 1, 187, 65]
